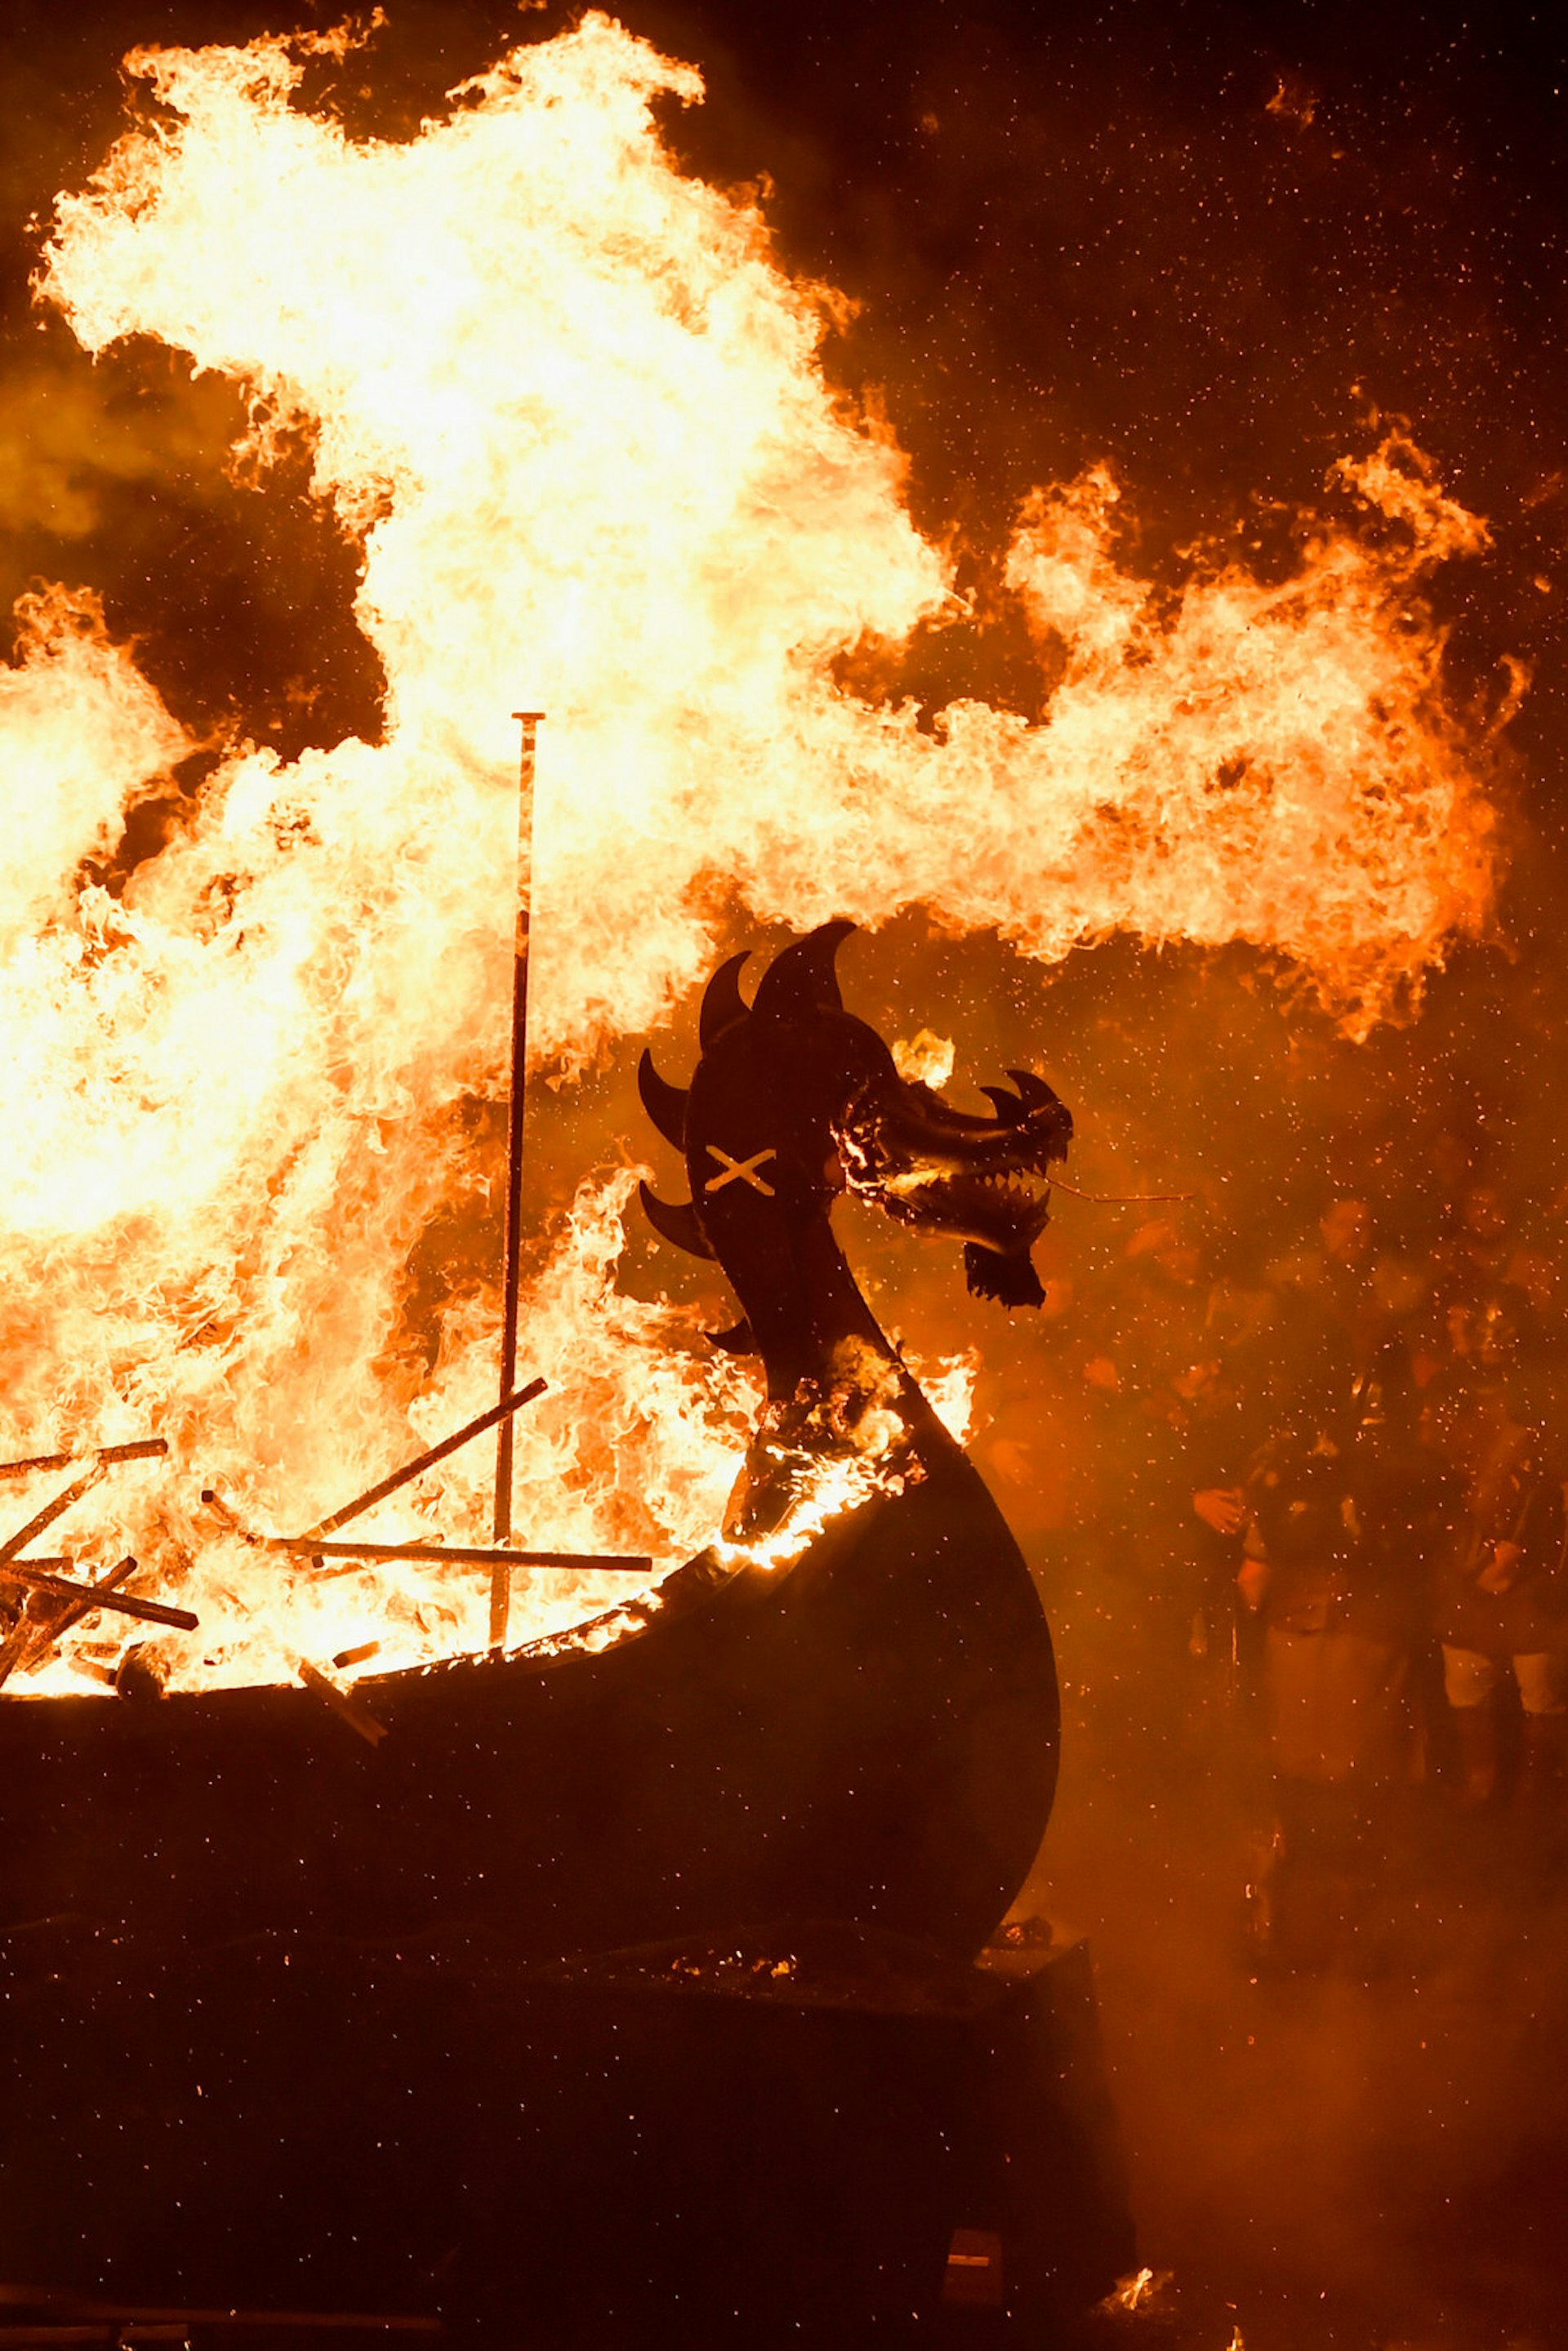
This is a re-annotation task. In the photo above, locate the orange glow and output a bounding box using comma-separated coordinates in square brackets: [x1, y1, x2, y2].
[0, 13, 1505, 1692]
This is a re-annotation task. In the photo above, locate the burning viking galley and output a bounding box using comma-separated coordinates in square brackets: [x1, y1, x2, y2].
[0, 1, 1546, 2343]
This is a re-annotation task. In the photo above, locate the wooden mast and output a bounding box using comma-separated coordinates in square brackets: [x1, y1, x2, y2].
[490, 710, 545, 1645]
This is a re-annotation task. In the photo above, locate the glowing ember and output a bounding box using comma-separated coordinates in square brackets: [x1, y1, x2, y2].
[0, 12, 1507, 1692]
[1100, 2265, 1172, 2315]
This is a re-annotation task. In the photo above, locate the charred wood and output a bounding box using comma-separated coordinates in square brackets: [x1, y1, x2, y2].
[0, 1557, 197, 1632]
[0, 1436, 167, 1481]
[0, 1555, 140, 1690]
[0, 1463, 109, 1562]
[287, 1537, 653, 1574]
[296, 1658, 388, 1748]
[199, 1489, 652, 1577]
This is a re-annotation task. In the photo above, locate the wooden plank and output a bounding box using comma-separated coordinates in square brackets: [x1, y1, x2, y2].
[0, 1558, 196, 1631]
[278, 1537, 652, 1574]
[0, 1437, 167, 1481]
[305, 1379, 546, 1538]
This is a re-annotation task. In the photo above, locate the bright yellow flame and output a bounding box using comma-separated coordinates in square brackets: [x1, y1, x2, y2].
[893, 1030, 956, 1089]
[0, 12, 1508, 1690]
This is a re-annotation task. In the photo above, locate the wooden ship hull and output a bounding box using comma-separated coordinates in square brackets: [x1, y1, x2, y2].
[0, 1445, 1056, 1968]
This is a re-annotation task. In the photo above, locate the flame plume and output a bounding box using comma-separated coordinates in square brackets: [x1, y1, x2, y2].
[0, 11, 1503, 1691]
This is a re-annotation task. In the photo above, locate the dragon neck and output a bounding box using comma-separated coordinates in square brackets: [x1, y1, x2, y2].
[716, 1208, 902, 1405]
[704, 1198, 960, 1550]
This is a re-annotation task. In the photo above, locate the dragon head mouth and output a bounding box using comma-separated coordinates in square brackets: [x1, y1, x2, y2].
[835, 1063, 1072, 1308]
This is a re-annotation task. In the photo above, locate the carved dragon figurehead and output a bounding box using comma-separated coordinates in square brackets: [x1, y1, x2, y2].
[639, 921, 1072, 1405]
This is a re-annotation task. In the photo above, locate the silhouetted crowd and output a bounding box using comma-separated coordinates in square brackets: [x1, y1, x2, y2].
[1004, 1173, 1568, 1970]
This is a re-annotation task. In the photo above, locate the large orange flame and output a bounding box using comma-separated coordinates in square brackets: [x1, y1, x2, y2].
[0, 12, 1503, 1692]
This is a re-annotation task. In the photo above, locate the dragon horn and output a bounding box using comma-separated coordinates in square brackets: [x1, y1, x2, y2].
[705, 1316, 757, 1356]
[980, 1083, 1029, 1126]
[638, 1184, 715, 1260]
[748, 919, 855, 1025]
[637, 1050, 690, 1150]
[698, 952, 752, 1049]
[1004, 1068, 1064, 1116]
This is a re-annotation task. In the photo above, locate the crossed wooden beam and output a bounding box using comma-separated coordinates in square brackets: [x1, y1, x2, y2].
[202, 1375, 652, 1579]
[0, 1439, 192, 1690]
[0, 1383, 653, 1712]
[704, 1142, 777, 1196]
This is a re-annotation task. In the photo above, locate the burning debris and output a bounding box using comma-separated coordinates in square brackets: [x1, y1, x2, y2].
[0, 1436, 186, 1687]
